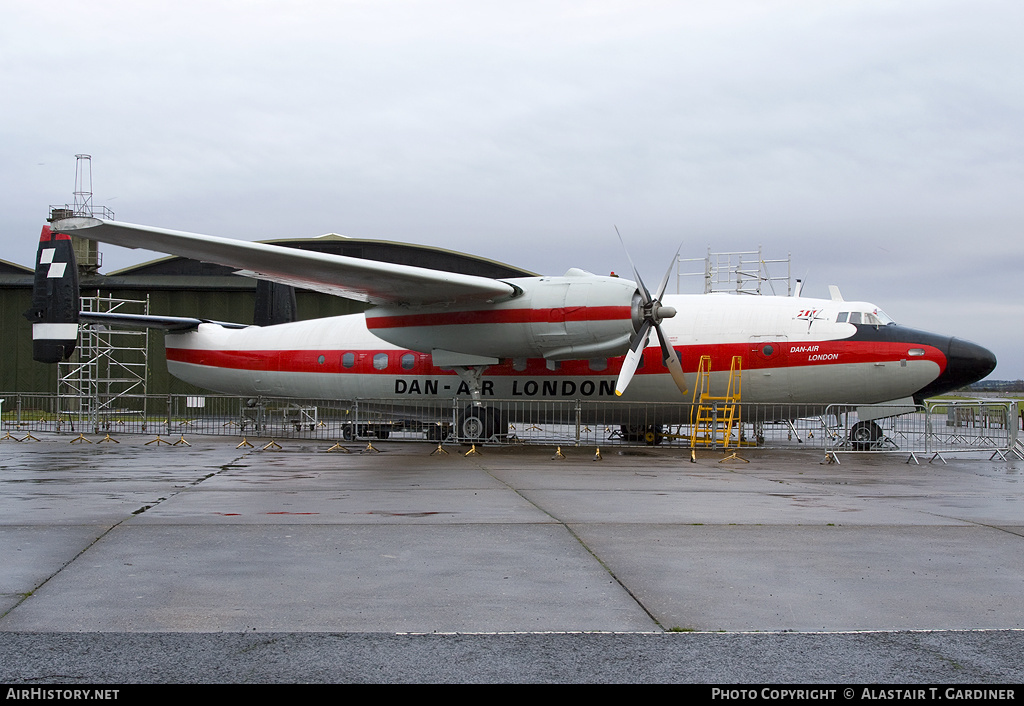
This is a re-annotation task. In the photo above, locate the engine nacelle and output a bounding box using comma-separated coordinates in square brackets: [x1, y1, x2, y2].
[364, 270, 639, 362]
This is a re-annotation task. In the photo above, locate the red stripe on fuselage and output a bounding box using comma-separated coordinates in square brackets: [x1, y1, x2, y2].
[166, 341, 946, 376]
[365, 306, 632, 329]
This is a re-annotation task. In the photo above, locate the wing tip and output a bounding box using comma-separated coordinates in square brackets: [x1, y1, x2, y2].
[50, 216, 104, 232]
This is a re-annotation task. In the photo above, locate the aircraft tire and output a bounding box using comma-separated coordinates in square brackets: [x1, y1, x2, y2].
[643, 426, 664, 445]
[490, 409, 508, 440]
[850, 420, 883, 451]
[459, 406, 494, 442]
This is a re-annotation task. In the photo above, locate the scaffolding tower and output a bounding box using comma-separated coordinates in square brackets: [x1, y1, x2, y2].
[58, 295, 150, 433]
[677, 246, 791, 296]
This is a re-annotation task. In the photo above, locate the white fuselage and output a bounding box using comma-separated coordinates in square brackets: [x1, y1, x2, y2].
[164, 293, 948, 409]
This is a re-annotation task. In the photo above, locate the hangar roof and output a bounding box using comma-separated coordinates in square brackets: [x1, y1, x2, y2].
[0, 258, 32, 276]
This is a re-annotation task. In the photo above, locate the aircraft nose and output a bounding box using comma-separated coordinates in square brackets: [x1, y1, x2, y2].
[942, 338, 997, 390]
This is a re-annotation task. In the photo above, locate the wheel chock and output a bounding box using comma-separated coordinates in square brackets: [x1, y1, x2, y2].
[431, 444, 449, 455]
[70, 433, 92, 444]
[236, 437, 254, 449]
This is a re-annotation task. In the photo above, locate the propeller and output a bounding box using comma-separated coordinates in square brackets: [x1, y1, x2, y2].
[614, 227, 688, 397]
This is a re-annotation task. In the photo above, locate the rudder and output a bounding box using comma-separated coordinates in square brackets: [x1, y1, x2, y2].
[23, 225, 80, 363]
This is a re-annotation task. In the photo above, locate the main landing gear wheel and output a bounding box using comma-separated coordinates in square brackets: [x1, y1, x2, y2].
[459, 406, 495, 442]
[849, 420, 883, 451]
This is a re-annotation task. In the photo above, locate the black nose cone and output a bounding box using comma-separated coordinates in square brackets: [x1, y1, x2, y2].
[948, 337, 998, 386]
[916, 338, 997, 400]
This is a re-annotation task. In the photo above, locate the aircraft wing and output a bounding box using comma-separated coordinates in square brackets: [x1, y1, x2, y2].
[50, 218, 519, 307]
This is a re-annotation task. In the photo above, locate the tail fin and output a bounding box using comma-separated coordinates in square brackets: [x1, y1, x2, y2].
[23, 225, 80, 363]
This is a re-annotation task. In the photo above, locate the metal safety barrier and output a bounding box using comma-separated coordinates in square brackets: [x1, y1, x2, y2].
[924, 399, 1021, 462]
[822, 399, 1020, 463]
[1, 392, 1019, 459]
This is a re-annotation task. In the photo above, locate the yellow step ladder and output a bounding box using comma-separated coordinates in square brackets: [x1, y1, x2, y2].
[689, 355, 743, 449]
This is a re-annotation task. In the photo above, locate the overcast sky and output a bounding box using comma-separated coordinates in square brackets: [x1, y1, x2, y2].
[2, 0, 1021, 379]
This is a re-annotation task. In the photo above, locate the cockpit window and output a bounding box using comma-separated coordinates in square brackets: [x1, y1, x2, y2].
[838, 309, 896, 326]
[872, 309, 895, 325]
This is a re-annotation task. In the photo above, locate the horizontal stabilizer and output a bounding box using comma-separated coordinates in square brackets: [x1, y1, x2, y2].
[79, 312, 248, 331]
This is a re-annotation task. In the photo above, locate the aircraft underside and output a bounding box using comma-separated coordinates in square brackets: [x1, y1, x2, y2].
[166, 356, 942, 409]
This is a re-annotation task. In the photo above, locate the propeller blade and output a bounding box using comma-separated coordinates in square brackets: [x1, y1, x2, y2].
[654, 322, 688, 395]
[654, 243, 681, 302]
[614, 225, 651, 304]
[615, 320, 650, 396]
[612, 227, 687, 398]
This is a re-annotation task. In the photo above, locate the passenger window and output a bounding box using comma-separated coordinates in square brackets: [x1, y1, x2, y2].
[401, 353, 415, 370]
[589, 358, 608, 371]
[342, 352, 355, 368]
[512, 358, 528, 371]
[373, 353, 389, 370]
